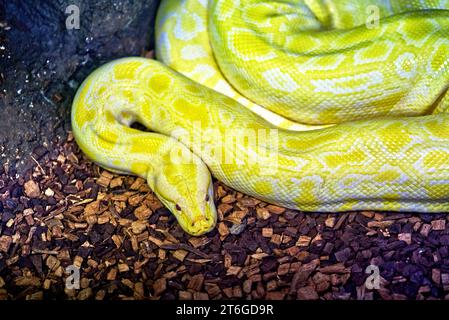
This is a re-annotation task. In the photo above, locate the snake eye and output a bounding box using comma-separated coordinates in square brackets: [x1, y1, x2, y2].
[175, 204, 181, 211]
[205, 194, 210, 202]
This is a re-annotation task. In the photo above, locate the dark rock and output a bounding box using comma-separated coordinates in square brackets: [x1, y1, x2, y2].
[102, 223, 115, 236]
[239, 233, 257, 251]
[403, 282, 420, 298]
[351, 272, 366, 286]
[207, 263, 224, 276]
[334, 248, 352, 262]
[5, 199, 17, 210]
[55, 166, 68, 185]
[32, 145, 48, 160]
[385, 240, 406, 251]
[63, 185, 78, 194]
[74, 169, 89, 180]
[380, 261, 396, 280]
[30, 198, 43, 207]
[29, 254, 43, 275]
[88, 184, 99, 199]
[260, 256, 279, 273]
[439, 246, 449, 257]
[1, 0, 160, 173]
[168, 279, 184, 291]
[440, 235, 449, 246]
[78, 246, 92, 258]
[93, 243, 114, 257]
[420, 214, 434, 223]
[1, 210, 14, 222]
[402, 264, 422, 278]
[400, 243, 419, 255]
[410, 270, 425, 285]
[388, 223, 401, 234]
[284, 210, 298, 220]
[11, 185, 23, 198]
[229, 221, 246, 235]
[322, 242, 334, 255]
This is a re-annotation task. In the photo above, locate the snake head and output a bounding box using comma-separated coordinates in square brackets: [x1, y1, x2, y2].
[149, 158, 217, 236]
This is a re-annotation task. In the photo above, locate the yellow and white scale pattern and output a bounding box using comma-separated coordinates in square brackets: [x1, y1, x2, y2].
[72, 0, 449, 235]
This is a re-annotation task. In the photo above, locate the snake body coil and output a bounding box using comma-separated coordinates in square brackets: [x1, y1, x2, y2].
[72, 0, 449, 235]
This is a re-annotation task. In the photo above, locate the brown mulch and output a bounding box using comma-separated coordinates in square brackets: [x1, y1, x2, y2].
[0, 132, 449, 300]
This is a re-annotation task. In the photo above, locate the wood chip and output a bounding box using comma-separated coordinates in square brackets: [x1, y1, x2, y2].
[153, 278, 166, 296]
[24, 180, 40, 198]
[420, 224, 432, 237]
[173, 249, 188, 261]
[367, 220, 394, 228]
[130, 177, 145, 190]
[262, 228, 273, 237]
[106, 268, 117, 281]
[221, 194, 236, 204]
[46, 255, 60, 271]
[193, 292, 209, 300]
[319, 263, 350, 274]
[148, 236, 163, 247]
[296, 235, 311, 247]
[277, 263, 290, 276]
[205, 283, 221, 298]
[266, 291, 285, 300]
[179, 290, 192, 300]
[361, 211, 375, 218]
[73, 256, 83, 269]
[325, 217, 336, 228]
[398, 233, 412, 245]
[109, 177, 123, 189]
[218, 203, 233, 216]
[134, 205, 152, 220]
[266, 205, 285, 214]
[96, 172, 113, 187]
[431, 220, 446, 231]
[131, 221, 147, 234]
[226, 266, 242, 276]
[188, 237, 211, 248]
[187, 274, 204, 291]
[218, 222, 229, 237]
[0, 236, 12, 253]
[77, 288, 93, 300]
[297, 286, 319, 300]
[432, 269, 441, 285]
[118, 263, 129, 272]
[271, 234, 282, 245]
[112, 235, 123, 248]
[256, 207, 271, 220]
[84, 200, 99, 216]
[44, 188, 55, 197]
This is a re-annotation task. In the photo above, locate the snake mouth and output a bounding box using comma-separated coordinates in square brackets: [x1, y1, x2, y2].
[184, 216, 216, 236]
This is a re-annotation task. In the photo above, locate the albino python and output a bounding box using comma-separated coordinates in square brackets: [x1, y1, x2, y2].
[72, 0, 449, 236]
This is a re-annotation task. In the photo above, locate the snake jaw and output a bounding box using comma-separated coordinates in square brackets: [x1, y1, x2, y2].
[164, 198, 217, 236]
[185, 215, 216, 236]
[150, 159, 217, 236]
[177, 182, 217, 236]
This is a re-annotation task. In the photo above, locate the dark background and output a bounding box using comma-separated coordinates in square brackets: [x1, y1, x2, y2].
[0, 0, 160, 174]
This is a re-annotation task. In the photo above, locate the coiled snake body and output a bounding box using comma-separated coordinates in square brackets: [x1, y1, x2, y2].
[72, 0, 449, 235]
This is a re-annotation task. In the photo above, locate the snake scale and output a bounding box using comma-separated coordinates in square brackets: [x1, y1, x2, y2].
[72, 0, 449, 236]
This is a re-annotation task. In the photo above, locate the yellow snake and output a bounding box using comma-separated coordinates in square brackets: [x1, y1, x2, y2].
[72, 0, 449, 236]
